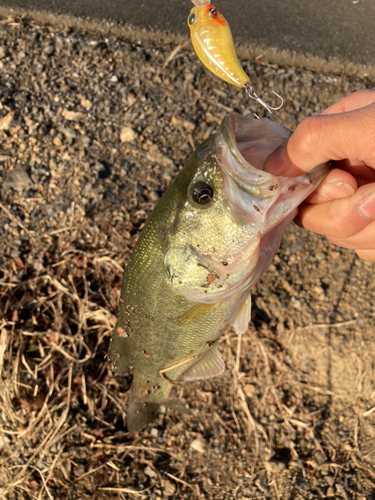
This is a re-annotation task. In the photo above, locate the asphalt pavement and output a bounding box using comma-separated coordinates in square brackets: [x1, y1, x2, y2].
[0, 0, 374, 67]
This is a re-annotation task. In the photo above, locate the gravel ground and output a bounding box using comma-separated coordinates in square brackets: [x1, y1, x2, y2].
[0, 14, 375, 500]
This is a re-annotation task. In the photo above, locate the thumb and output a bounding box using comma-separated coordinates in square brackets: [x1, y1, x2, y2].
[264, 102, 375, 176]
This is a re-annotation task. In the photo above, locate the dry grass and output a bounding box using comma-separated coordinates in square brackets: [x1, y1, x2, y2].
[1, 229, 375, 499]
[0, 229, 132, 498]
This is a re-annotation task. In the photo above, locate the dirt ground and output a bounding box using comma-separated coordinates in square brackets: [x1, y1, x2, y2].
[0, 14, 375, 500]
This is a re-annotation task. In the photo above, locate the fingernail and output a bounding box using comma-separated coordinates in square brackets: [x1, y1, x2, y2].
[359, 190, 375, 219]
[320, 181, 355, 200]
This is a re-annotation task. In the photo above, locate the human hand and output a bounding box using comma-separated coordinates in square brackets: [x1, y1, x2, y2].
[264, 89, 375, 261]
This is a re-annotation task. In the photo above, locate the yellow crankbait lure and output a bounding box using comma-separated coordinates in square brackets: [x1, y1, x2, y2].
[188, 0, 249, 88]
[188, 0, 283, 117]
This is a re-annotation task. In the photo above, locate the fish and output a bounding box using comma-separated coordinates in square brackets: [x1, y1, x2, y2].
[108, 114, 329, 433]
[187, 0, 250, 88]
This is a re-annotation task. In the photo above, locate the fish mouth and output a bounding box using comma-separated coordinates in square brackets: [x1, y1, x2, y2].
[217, 114, 329, 228]
[220, 113, 329, 190]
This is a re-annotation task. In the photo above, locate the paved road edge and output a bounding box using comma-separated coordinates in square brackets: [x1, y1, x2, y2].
[1, 6, 374, 81]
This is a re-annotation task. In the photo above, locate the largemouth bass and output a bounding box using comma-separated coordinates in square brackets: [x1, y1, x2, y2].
[109, 114, 329, 432]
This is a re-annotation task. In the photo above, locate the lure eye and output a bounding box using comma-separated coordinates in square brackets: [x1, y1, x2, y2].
[208, 8, 218, 18]
[188, 13, 196, 25]
[190, 182, 214, 206]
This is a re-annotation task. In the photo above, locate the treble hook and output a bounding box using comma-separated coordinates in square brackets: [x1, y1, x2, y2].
[244, 85, 284, 120]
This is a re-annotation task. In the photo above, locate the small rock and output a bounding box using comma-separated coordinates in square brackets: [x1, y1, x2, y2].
[150, 428, 159, 438]
[62, 109, 85, 121]
[296, 481, 310, 492]
[120, 126, 137, 142]
[190, 437, 206, 454]
[80, 98, 93, 109]
[326, 486, 335, 497]
[315, 251, 326, 262]
[3, 167, 31, 192]
[0, 111, 13, 131]
[265, 459, 286, 474]
[325, 475, 334, 486]
[0, 435, 10, 447]
[255, 473, 268, 492]
[292, 299, 302, 310]
[127, 93, 137, 106]
[32, 261, 44, 273]
[161, 479, 176, 497]
[243, 384, 255, 397]
[144, 465, 157, 478]
[62, 128, 77, 140]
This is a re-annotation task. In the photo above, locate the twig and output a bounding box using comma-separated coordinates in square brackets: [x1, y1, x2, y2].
[363, 406, 375, 417]
[163, 471, 197, 492]
[0, 202, 34, 239]
[98, 487, 147, 496]
[159, 44, 185, 74]
[0, 328, 8, 377]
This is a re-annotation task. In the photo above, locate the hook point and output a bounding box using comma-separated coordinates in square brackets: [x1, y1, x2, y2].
[245, 85, 284, 118]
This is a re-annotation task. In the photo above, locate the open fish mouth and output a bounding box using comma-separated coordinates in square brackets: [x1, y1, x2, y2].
[217, 114, 329, 231]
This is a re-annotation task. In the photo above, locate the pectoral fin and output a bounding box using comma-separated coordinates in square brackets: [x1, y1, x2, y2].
[181, 344, 225, 382]
[231, 292, 252, 335]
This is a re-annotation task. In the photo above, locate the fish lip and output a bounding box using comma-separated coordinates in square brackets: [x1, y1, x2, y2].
[220, 113, 329, 183]
[220, 113, 281, 176]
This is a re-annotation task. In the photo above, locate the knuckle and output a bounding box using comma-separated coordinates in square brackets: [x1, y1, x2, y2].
[294, 117, 320, 153]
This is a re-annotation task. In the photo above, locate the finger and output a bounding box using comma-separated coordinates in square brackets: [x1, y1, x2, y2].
[264, 102, 375, 176]
[355, 249, 375, 261]
[333, 160, 375, 186]
[321, 89, 375, 115]
[295, 183, 375, 239]
[327, 220, 375, 250]
[306, 168, 357, 204]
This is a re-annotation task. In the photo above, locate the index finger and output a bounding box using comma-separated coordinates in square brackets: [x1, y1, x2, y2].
[321, 89, 375, 115]
[264, 100, 375, 176]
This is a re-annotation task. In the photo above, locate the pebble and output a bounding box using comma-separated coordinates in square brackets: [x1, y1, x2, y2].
[62, 109, 85, 121]
[150, 428, 159, 437]
[161, 479, 176, 497]
[80, 98, 93, 109]
[144, 465, 157, 478]
[120, 126, 137, 142]
[190, 437, 206, 454]
[265, 459, 286, 474]
[0, 435, 10, 447]
[3, 167, 32, 192]
[0, 111, 13, 131]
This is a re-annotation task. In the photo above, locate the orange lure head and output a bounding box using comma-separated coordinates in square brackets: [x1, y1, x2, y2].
[188, 2, 227, 30]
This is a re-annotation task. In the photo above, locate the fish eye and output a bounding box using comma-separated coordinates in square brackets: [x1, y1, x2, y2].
[208, 8, 218, 18]
[190, 181, 214, 206]
[188, 13, 196, 25]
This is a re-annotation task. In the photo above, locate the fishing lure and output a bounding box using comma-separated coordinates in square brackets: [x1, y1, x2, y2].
[188, 0, 283, 117]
